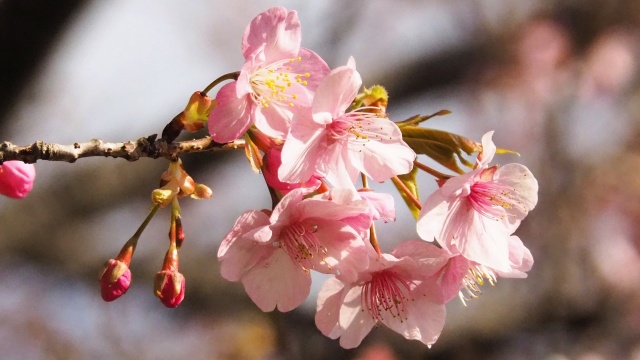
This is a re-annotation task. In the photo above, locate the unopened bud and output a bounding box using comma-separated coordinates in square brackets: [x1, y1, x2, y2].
[192, 183, 213, 200]
[181, 91, 215, 132]
[0, 161, 36, 199]
[352, 85, 389, 114]
[99, 259, 132, 302]
[154, 270, 186, 308]
[178, 175, 196, 196]
[152, 188, 174, 207]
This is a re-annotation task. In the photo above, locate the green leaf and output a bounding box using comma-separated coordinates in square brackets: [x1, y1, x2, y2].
[396, 110, 452, 127]
[495, 148, 520, 156]
[401, 126, 480, 174]
[393, 167, 421, 220]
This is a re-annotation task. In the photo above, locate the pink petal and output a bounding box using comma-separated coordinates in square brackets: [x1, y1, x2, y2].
[354, 132, 416, 182]
[382, 285, 446, 346]
[306, 219, 369, 282]
[494, 235, 534, 278]
[242, 249, 311, 312]
[279, 115, 326, 183]
[416, 189, 449, 242]
[315, 277, 347, 339]
[218, 211, 272, 281]
[456, 211, 512, 272]
[312, 60, 361, 124]
[208, 82, 253, 143]
[476, 131, 496, 168]
[252, 101, 293, 140]
[289, 48, 331, 92]
[321, 145, 358, 188]
[391, 240, 451, 278]
[494, 163, 539, 219]
[358, 191, 396, 222]
[435, 255, 470, 303]
[338, 285, 376, 349]
[269, 188, 307, 225]
[242, 7, 301, 61]
[296, 197, 369, 222]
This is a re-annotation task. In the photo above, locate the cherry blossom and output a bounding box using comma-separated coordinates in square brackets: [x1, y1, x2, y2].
[217, 188, 371, 312]
[0, 160, 36, 199]
[416, 131, 538, 272]
[315, 241, 447, 349]
[278, 57, 416, 188]
[208, 6, 329, 143]
[419, 236, 534, 304]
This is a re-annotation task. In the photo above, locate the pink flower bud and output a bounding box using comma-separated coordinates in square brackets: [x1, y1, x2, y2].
[154, 270, 185, 308]
[99, 259, 131, 301]
[0, 161, 36, 199]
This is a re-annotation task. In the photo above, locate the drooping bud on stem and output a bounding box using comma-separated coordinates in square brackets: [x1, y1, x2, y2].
[99, 259, 131, 301]
[154, 242, 186, 308]
[98, 204, 160, 302]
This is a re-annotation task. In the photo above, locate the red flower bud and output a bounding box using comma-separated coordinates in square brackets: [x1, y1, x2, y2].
[99, 259, 131, 301]
[154, 270, 185, 308]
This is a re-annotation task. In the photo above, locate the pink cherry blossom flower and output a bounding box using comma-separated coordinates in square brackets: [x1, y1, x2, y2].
[278, 58, 416, 188]
[416, 131, 538, 272]
[0, 160, 36, 199]
[218, 188, 371, 312]
[417, 236, 534, 305]
[315, 241, 446, 349]
[208, 6, 330, 143]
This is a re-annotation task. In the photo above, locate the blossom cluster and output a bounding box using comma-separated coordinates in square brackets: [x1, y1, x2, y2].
[214, 7, 539, 349]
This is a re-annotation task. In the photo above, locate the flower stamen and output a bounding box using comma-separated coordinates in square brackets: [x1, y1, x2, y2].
[361, 270, 413, 322]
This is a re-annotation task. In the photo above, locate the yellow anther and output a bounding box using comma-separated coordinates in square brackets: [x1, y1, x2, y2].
[289, 103, 294, 107]
[292, 94, 297, 99]
[304, 73, 310, 78]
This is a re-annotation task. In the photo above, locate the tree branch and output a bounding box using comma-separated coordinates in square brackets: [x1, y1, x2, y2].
[0, 135, 244, 164]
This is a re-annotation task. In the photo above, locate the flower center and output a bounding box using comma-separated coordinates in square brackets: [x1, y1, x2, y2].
[276, 222, 324, 272]
[361, 270, 413, 322]
[468, 176, 520, 220]
[328, 108, 388, 146]
[249, 57, 310, 108]
[459, 264, 496, 305]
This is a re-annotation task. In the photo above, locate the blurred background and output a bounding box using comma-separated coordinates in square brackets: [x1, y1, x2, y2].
[1, 0, 640, 359]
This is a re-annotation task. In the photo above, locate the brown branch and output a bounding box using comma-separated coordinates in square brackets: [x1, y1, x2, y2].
[0, 135, 244, 164]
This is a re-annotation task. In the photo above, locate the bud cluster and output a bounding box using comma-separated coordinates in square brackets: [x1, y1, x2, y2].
[99, 159, 211, 308]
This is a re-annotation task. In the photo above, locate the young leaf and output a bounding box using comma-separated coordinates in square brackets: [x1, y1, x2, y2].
[396, 110, 452, 127]
[401, 127, 480, 174]
[393, 167, 421, 219]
